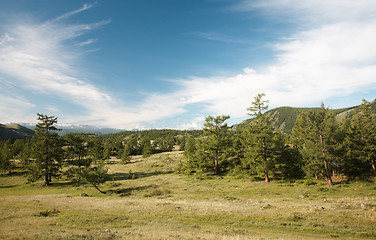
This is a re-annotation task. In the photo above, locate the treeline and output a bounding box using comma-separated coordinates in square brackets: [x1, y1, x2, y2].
[0, 115, 201, 190]
[180, 94, 376, 186]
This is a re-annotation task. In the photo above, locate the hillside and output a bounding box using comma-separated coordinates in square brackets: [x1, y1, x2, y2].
[0, 124, 35, 140]
[234, 99, 376, 133]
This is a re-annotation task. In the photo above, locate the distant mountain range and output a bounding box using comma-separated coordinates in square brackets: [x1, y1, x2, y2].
[20, 123, 124, 136]
[0, 123, 123, 140]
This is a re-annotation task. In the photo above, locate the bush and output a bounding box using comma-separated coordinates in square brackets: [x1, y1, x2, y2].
[36, 209, 60, 217]
[304, 179, 317, 186]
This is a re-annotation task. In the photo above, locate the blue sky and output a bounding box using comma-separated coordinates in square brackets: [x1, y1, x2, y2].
[1, 0, 376, 129]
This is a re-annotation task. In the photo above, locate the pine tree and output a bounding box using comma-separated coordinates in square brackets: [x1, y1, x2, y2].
[121, 144, 131, 164]
[78, 160, 109, 194]
[29, 114, 64, 186]
[343, 100, 376, 178]
[292, 105, 340, 186]
[140, 137, 153, 158]
[65, 133, 90, 167]
[0, 140, 13, 174]
[241, 93, 274, 183]
[196, 115, 232, 175]
[87, 136, 104, 162]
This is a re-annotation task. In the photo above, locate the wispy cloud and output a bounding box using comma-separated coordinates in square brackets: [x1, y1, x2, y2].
[187, 31, 246, 43]
[76, 38, 97, 47]
[232, 0, 376, 25]
[0, 5, 115, 124]
[54, 3, 94, 21]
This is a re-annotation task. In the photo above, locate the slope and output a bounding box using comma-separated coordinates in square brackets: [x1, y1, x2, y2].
[234, 99, 376, 133]
[0, 124, 35, 140]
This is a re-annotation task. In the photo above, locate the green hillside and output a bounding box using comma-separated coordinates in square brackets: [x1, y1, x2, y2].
[234, 99, 376, 133]
[0, 124, 35, 140]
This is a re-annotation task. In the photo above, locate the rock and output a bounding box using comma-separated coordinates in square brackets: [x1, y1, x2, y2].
[340, 205, 347, 208]
[299, 195, 305, 199]
[80, 193, 88, 197]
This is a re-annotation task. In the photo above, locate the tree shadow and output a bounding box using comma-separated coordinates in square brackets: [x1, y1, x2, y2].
[0, 185, 17, 188]
[4, 170, 28, 177]
[108, 170, 174, 181]
[106, 185, 154, 195]
[47, 181, 83, 188]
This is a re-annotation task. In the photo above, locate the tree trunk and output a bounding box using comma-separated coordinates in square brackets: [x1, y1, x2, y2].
[92, 184, 106, 194]
[262, 137, 270, 183]
[264, 169, 270, 183]
[214, 155, 218, 175]
[44, 159, 50, 186]
[320, 134, 333, 187]
[324, 158, 334, 187]
[371, 159, 376, 177]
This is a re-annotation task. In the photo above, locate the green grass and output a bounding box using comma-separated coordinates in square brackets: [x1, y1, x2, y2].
[1, 151, 375, 239]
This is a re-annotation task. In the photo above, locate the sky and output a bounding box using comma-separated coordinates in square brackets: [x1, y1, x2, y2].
[1, 0, 376, 130]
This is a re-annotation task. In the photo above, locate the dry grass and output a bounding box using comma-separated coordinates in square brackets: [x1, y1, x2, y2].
[1, 151, 375, 239]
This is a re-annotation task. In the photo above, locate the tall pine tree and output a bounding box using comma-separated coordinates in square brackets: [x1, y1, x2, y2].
[241, 93, 275, 183]
[292, 105, 340, 186]
[343, 100, 376, 178]
[29, 114, 64, 186]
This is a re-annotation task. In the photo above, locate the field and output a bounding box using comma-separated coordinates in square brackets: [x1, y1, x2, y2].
[1, 151, 375, 240]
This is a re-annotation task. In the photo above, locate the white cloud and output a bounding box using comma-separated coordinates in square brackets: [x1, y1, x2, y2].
[233, 0, 376, 25]
[0, 93, 36, 123]
[162, 0, 376, 120]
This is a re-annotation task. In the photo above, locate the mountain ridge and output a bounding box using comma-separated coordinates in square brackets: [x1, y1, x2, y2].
[233, 99, 376, 133]
[0, 124, 36, 140]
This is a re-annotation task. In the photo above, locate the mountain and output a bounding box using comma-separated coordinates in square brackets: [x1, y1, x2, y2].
[0, 124, 36, 140]
[18, 123, 123, 136]
[233, 99, 376, 133]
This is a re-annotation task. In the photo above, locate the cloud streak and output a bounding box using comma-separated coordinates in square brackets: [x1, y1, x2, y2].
[54, 3, 94, 21]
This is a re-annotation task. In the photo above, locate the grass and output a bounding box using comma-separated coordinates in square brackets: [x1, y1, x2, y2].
[1, 151, 375, 239]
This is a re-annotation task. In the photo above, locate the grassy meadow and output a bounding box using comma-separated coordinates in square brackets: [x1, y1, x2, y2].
[1, 151, 375, 240]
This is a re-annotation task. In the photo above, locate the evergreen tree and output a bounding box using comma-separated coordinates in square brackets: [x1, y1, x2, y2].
[241, 93, 274, 183]
[0, 140, 13, 174]
[184, 135, 196, 159]
[140, 137, 153, 158]
[343, 100, 376, 178]
[292, 105, 340, 186]
[194, 115, 232, 175]
[28, 114, 64, 186]
[78, 160, 109, 194]
[120, 144, 131, 164]
[65, 133, 90, 167]
[126, 135, 140, 155]
[87, 136, 104, 162]
[64, 134, 91, 182]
